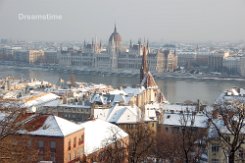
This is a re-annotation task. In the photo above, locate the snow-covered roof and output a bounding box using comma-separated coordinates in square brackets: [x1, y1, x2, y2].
[21, 93, 60, 108]
[79, 119, 128, 155]
[215, 88, 245, 105]
[56, 104, 90, 109]
[163, 113, 208, 128]
[162, 104, 197, 112]
[3, 90, 22, 99]
[123, 86, 145, 96]
[208, 118, 245, 138]
[19, 115, 83, 137]
[27, 80, 50, 88]
[109, 89, 127, 96]
[43, 99, 61, 107]
[106, 105, 141, 124]
[94, 104, 142, 124]
[90, 92, 127, 105]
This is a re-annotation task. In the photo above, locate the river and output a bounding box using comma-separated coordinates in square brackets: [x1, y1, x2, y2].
[1, 65, 244, 104]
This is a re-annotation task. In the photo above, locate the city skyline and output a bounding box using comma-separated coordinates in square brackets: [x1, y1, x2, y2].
[0, 0, 245, 42]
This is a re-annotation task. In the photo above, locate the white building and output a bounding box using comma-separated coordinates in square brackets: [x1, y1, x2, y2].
[223, 56, 241, 74]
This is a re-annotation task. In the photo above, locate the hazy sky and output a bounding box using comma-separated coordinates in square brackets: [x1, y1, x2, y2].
[0, 0, 245, 42]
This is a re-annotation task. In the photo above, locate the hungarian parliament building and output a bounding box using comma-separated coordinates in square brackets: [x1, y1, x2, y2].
[2, 25, 178, 75]
[58, 26, 178, 75]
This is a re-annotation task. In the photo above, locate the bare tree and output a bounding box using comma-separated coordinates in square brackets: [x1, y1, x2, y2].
[0, 100, 38, 162]
[154, 131, 183, 163]
[179, 110, 207, 163]
[0, 101, 26, 141]
[207, 101, 245, 163]
[128, 122, 155, 163]
[154, 107, 207, 163]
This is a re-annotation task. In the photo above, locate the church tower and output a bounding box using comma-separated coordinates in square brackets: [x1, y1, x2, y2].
[140, 46, 149, 83]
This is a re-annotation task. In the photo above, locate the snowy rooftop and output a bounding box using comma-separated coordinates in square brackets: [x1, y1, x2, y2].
[90, 92, 127, 105]
[208, 118, 245, 138]
[162, 104, 197, 112]
[27, 80, 50, 87]
[21, 92, 60, 108]
[79, 119, 128, 155]
[163, 112, 208, 128]
[94, 104, 142, 124]
[109, 89, 127, 96]
[215, 87, 245, 104]
[19, 115, 83, 137]
[107, 105, 141, 124]
[123, 86, 145, 97]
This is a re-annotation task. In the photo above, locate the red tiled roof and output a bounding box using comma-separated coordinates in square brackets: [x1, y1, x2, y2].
[24, 115, 49, 131]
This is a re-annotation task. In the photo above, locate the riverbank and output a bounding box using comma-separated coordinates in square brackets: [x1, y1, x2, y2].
[1, 62, 245, 104]
[1, 61, 245, 82]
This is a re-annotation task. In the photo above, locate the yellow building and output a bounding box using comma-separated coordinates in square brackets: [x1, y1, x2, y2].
[29, 50, 44, 64]
[208, 127, 245, 163]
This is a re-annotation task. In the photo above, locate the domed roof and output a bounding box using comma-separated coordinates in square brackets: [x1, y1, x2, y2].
[109, 25, 122, 43]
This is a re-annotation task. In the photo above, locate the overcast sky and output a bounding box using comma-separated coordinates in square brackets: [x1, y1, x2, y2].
[0, 0, 245, 42]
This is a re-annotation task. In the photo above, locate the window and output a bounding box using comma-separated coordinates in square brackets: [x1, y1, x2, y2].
[50, 141, 56, 148]
[50, 141, 56, 152]
[50, 141, 56, 162]
[73, 137, 77, 148]
[239, 149, 245, 160]
[79, 134, 84, 145]
[68, 140, 71, 150]
[50, 152, 56, 162]
[38, 140, 44, 148]
[28, 140, 32, 147]
[211, 144, 219, 152]
[38, 140, 45, 159]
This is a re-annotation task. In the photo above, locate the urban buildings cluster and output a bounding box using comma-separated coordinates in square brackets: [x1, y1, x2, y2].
[0, 45, 244, 162]
[1, 26, 245, 77]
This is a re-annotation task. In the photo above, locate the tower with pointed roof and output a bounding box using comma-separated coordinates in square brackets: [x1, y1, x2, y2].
[140, 45, 158, 89]
[108, 24, 122, 54]
[140, 46, 149, 84]
[139, 45, 166, 103]
[108, 25, 122, 70]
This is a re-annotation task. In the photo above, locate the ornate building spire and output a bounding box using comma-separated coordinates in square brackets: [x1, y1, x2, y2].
[114, 24, 117, 33]
[109, 24, 122, 54]
[140, 46, 149, 83]
[129, 40, 132, 49]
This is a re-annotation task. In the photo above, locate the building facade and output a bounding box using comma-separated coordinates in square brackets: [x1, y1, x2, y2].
[10, 114, 85, 163]
[56, 26, 177, 74]
[223, 56, 241, 75]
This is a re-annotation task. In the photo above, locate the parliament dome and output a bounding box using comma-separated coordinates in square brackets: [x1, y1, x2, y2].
[109, 25, 122, 43]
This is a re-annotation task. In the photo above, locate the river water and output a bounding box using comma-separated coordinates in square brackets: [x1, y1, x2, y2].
[1, 66, 244, 104]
